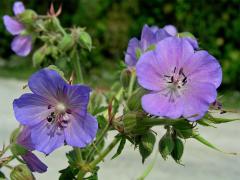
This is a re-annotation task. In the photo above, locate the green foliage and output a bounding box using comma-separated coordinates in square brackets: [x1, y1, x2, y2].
[111, 136, 126, 159]
[1, 0, 240, 89]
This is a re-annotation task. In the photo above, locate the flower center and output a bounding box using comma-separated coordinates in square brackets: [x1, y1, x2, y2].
[46, 103, 71, 135]
[163, 67, 188, 102]
[56, 103, 66, 113]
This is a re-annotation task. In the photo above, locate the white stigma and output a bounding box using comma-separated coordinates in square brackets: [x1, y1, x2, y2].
[56, 103, 66, 113]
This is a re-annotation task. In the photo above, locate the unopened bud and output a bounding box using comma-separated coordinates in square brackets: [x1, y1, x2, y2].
[139, 131, 156, 163]
[10, 164, 34, 180]
[79, 31, 92, 51]
[33, 46, 49, 66]
[58, 35, 74, 51]
[127, 88, 147, 111]
[171, 138, 184, 163]
[18, 10, 37, 24]
[159, 133, 174, 160]
[122, 112, 148, 134]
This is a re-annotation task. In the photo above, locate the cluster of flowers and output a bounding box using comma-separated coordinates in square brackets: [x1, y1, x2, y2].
[2, 1, 223, 176]
[125, 24, 222, 121]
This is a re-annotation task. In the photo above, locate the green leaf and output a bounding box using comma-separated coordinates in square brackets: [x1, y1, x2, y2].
[171, 138, 184, 163]
[111, 137, 126, 159]
[158, 134, 175, 160]
[11, 144, 28, 156]
[97, 115, 108, 130]
[139, 132, 156, 163]
[59, 166, 78, 180]
[207, 114, 240, 124]
[192, 133, 222, 152]
[66, 150, 79, 166]
[10, 164, 34, 180]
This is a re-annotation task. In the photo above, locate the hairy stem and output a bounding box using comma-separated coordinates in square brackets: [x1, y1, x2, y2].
[71, 48, 84, 84]
[89, 137, 120, 169]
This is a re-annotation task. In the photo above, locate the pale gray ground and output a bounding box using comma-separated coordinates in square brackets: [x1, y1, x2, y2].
[0, 78, 240, 180]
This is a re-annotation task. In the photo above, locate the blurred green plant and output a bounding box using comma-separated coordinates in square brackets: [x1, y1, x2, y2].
[1, 0, 240, 89]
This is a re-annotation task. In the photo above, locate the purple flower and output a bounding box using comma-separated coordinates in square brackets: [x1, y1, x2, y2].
[13, 69, 98, 154]
[136, 37, 222, 121]
[3, 1, 32, 56]
[17, 127, 48, 173]
[125, 24, 171, 67]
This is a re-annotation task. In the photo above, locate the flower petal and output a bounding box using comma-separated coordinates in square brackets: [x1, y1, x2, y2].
[65, 113, 98, 148]
[163, 25, 178, 36]
[3, 15, 24, 35]
[183, 37, 199, 50]
[11, 35, 32, 56]
[28, 69, 67, 102]
[183, 82, 217, 121]
[155, 28, 171, 42]
[125, 38, 140, 67]
[184, 50, 222, 88]
[13, 1, 25, 15]
[65, 85, 91, 118]
[141, 92, 184, 119]
[155, 37, 194, 73]
[13, 93, 51, 126]
[30, 121, 65, 154]
[22, 151, 47, 173]
[136, 51, 166, 91]
[17, 127, 35, 151]
[140, 24, 156, 50]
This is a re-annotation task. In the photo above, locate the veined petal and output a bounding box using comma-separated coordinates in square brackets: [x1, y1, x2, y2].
[155, 37, 194, 73]
[22, 151, 47, 173]
[142, 92, 184, 119]
[3, 15, 24, 35]
[28, 69, 67, 102]
[64, 113, 98, 148]
[11, 35, 32, 56]
[183, 82, 217, 121]
[184, 50, 222, 88]
[65, 85, 91, 118]
[136, 51, 166, 91]
[13, 93, 51, 126]
[13, 1, 25, 15]
[30, 121, 65, 154]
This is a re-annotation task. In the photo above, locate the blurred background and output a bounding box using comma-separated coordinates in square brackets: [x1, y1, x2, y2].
[0, 0, 240, 179]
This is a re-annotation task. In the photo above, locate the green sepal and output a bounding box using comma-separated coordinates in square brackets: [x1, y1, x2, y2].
[59, 166, 79, 180]
[18, 10, 37, 24]
[10, 143, 28, 156]
[58, 35, 74, 52]
[10, 127, 21, 144]
[111, 136, 126, 159]
[120, 69, 131, 89]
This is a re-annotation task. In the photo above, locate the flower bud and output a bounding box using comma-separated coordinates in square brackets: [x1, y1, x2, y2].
[127, 88, 147, 111]
[10, 164, 34, 180]
[171, 138, 184, 163]
[78, 31, 92, 51]
[159, 133, 174, 160]
[58, 35, 74, 52]
[33, 45, 49, 66]
[122, 112, 148, 134]
[120, 69, 131, 89]
[139, 131, 156, 163]
[11, 143, 28, 156]
[18, 10, 37, 24]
